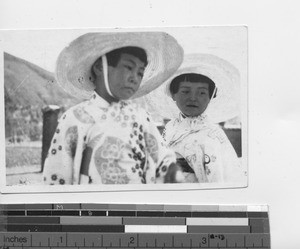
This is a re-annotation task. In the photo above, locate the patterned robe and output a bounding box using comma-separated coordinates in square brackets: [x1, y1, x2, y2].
[43, 92, 176, 185]
[164, 114, 244, 183]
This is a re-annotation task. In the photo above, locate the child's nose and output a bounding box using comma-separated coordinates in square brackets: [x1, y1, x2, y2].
[129, 72, 139, 85]
[190, 91, 198, 100]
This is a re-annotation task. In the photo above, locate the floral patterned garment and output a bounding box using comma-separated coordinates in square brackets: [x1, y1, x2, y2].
[163, 114, 244, 183]
[43, 92, 176, 185]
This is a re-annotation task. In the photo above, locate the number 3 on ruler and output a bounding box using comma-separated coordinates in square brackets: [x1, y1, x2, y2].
[201, 237, 207, 245]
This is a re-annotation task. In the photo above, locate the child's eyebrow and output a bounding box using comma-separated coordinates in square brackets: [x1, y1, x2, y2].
[179, 86, 209, 90]
[197, 87, 209, 90]
[124, 59, 145, 70]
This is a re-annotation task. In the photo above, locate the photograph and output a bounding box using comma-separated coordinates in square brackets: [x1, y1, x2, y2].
[0, 26, 248, 193]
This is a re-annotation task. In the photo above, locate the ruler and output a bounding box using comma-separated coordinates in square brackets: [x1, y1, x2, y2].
[0, 203, 270, 249]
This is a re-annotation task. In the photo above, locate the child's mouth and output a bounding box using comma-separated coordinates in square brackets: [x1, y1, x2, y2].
[124, 87, 135, 93]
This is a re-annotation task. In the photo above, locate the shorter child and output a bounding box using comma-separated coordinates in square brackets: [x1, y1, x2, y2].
[151, 54, 245, 183]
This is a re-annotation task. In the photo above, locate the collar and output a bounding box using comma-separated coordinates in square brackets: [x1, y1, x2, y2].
[167, 113, 209, 147]
[178, 112, 208, 123]
[90, 91, 129, 109]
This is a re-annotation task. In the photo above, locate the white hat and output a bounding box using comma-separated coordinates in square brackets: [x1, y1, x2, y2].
[145, 53, 241, 123]
[55, 32, 184, 100]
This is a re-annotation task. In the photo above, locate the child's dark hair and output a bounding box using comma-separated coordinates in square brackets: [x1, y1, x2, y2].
[169, 73, 217, 99]
[91, 47, 148, 81]
[106, 46, 148, 67]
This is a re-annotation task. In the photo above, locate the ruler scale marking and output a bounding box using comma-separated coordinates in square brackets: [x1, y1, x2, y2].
[0, 203, 270, 248]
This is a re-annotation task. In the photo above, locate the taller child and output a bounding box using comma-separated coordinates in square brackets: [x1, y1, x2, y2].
[43, 32, 183, 185]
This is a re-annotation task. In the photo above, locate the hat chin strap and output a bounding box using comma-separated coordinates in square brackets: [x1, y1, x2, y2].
[209, 86, 217, 104]
[102, 55, 115, 98]
[202, 86, 218, 116]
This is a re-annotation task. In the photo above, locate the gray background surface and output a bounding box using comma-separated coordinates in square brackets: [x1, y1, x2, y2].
[0, 0, 299, 248]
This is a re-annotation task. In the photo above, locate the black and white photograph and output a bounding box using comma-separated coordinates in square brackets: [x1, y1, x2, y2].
[0, 26, 248, 193]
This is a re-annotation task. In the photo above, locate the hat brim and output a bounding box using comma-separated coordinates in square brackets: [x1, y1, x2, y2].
[55, 32, 184, 100]
[145, 54, 241, 123]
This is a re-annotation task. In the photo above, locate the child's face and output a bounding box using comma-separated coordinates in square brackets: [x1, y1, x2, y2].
[108, 53, 146, 100]
[172, 81, 211, 117]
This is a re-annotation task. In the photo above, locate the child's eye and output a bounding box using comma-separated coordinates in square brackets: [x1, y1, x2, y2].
[199, 91, 208, 95]
[124, 65, 133, 70]
[138, 72, 144, 78]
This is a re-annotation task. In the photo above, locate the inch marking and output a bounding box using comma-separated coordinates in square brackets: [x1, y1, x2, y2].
[208, 234, 209, 248]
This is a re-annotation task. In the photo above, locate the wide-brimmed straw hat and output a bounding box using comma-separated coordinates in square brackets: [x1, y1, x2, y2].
[145, 53, 241, 123]
[55, 32, 184, 100]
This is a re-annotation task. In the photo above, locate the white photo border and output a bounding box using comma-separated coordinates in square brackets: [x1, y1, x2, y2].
[0, 26, 248, 193]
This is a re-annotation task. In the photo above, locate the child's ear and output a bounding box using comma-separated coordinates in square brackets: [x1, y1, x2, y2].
[92, 60, 103, 76]
[171, 93, 176, 101]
